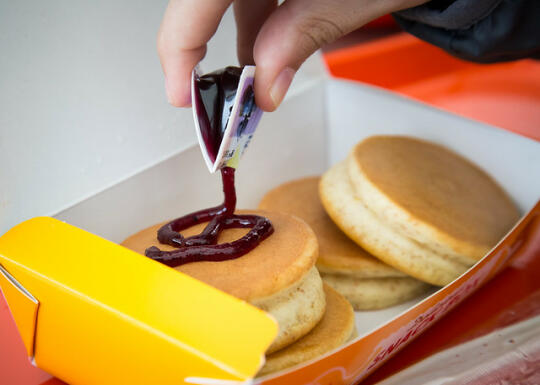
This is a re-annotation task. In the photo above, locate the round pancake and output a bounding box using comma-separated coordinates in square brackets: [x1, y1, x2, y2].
[259, 284, 355, 376]
[121, 210, 325, 353]
[322, 274, 430, 310]
[252, 266, 325, 353]
[320, 160, 468, 285]
[122, 210, 318, 300]
[349, 136, 520, 264]
[259, 177, 405, 278]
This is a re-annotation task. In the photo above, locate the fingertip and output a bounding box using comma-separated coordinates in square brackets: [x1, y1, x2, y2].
[159, 45, 205, 108]
[268, 67, 295, 109]
[254, 88, 277, 112]
[164, 74, 192, 107]
[237, 42, 255, 67]
[254, 66, 295, 112]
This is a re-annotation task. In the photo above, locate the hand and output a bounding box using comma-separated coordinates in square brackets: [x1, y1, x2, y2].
[157, 0, 427, 111]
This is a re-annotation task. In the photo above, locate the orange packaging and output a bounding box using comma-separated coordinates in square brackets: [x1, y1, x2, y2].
[324, 33, 540, 141]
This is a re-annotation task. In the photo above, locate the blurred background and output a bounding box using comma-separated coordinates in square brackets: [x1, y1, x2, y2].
[0, 1, 255, 234]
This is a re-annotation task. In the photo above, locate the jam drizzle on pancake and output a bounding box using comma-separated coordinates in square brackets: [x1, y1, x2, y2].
[146, 67, 273, 266]
[145, 168, 274, 267]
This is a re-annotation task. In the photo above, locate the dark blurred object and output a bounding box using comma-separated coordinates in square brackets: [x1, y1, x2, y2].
[394, 0, 540, 62]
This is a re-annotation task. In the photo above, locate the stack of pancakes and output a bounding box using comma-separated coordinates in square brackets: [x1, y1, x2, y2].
[121, 135, 520, 375]
[259, 178, 429, 310]
[319, 136, 520, 286]
[122, 210, 356, 375]
[260, 135, 520, 306]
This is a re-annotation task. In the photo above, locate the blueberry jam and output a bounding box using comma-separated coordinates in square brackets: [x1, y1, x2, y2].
[145, 167, 274, 267]
[193, 66, 243, 163]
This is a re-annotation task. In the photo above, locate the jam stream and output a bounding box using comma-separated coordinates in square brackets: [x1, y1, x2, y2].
[145, 167, 274, 267]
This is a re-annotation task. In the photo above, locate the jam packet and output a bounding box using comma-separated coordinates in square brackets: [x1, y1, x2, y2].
[191, 65, 263, 173]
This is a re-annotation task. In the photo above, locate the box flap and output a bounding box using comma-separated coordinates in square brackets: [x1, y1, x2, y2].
[0, 264, 38, 358]
[0, 217, 278, 384]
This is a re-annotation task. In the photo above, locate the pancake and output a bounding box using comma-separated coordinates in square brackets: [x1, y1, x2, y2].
[259, 284, 355, 376]
[259, 177, 429, 309]
[122, 210, 325, 353]
[321, 160, 470, 285]
[322, 274, 429, 310]
[320, 136, 520, 286]
[349, 136, 521, 264]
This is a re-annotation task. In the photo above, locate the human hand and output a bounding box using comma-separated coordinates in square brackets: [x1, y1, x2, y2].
[157, 0, 427, 111]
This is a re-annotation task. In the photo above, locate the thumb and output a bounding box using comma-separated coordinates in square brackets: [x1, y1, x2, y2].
[252, 0, 424, 111]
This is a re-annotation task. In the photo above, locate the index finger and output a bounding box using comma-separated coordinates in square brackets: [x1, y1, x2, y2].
[157, 0, 232, 107]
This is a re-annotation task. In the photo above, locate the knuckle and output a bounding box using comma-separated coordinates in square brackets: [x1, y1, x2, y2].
[156, 32, 168, 56]
[297, 16, 345, 51]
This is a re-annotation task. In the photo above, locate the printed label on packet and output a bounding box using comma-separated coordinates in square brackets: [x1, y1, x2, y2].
[191, 65, 264, 173]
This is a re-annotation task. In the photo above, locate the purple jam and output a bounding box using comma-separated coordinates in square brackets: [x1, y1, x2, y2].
[193, 66, 243, 163]
[145, 167, 274, 267]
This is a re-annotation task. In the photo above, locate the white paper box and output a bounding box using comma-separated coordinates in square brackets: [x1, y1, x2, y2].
[52, 77, 540, 384]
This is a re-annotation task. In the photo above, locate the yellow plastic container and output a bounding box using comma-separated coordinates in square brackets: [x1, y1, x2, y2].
[0, 217, 277, 385]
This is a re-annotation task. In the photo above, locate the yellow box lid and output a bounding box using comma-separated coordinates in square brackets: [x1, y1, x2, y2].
[0, 217, 277, 385]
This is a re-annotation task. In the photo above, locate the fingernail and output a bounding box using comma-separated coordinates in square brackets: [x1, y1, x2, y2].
[165, 77, 191, 107]
[269, 67, 295, 108]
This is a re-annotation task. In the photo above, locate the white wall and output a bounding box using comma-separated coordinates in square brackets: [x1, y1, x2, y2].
[0, 1, 324, 234]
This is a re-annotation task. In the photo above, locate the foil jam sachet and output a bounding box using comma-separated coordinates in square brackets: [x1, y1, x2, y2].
[191, 66, 263, 173]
